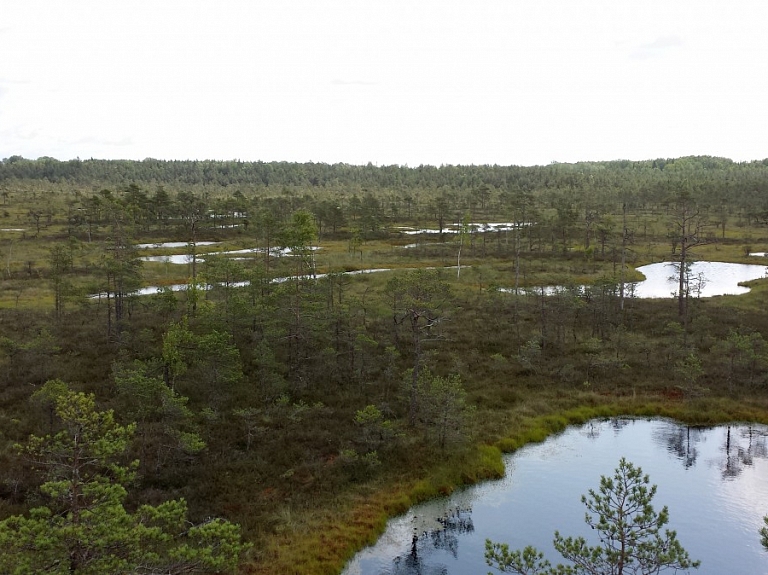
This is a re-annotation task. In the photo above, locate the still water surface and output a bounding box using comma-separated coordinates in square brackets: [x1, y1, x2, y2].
[633, 262, 768, 298]
[341, 419, 768, 575]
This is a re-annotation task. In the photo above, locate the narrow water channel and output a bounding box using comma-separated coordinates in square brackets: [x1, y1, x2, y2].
[341, 419, 768, 575]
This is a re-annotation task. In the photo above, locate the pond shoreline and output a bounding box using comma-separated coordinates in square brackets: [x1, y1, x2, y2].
[342, 415, 768, 575]
[251, 395, 768, 575]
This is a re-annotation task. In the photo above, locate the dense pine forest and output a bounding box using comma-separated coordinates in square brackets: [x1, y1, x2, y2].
[2, 155, 768, 574]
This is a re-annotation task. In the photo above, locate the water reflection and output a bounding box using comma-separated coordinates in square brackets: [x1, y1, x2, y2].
[719, 425, 768, 480]
[400, 223, 525, 236]
[632, 261, 768, 298]
[342, 419, 768, 575]
[95, 266, 459, 298]
[138, 245, 319, 264]
[390, 507, 474, 575]
[654, 424, 706, 468]
[136, 241, 218, 249]
[139, 254, 194, 264]
[500, 262, 768, 300]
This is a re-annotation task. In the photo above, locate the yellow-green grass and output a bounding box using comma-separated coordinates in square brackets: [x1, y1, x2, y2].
[0, 282, 53, 310]
[243, 444, 505, 575]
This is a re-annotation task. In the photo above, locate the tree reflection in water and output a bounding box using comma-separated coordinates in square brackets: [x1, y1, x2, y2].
[389, 507, 473, 575]
[720, 425, 768, 480]
[580, 417, 630, 441]
[656, 424, 705, 468]
[655, 421, 768, 476]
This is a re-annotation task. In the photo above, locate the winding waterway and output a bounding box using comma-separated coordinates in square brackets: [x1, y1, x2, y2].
[341, 419, 768, 575]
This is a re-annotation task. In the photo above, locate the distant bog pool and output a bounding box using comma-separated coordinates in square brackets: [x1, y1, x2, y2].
[632, 261, 768, 298]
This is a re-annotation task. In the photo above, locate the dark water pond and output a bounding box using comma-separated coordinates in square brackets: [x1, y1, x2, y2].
[341, 419, 768, 575]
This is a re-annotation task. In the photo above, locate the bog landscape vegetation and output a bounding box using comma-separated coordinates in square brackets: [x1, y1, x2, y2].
[1, 155, 768, 573]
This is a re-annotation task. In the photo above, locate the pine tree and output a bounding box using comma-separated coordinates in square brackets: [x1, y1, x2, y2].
[0, 382, 249, 574]
[486, 458, 699, 575]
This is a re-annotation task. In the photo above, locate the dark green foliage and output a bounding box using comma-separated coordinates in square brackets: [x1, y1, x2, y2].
[386, 269, 451, 425]
[3, 155, 768, 574]
[0, 383, 249, 574]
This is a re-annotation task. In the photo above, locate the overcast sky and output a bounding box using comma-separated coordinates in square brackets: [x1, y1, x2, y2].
[2, 0, 766, 167]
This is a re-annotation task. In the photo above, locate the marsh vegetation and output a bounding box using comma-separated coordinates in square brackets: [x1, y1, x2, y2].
[1, 156, 768, 573]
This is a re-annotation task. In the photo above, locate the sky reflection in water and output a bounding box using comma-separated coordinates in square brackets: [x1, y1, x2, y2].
[632, 261, 768, 298]
[501, 261, 768, 299]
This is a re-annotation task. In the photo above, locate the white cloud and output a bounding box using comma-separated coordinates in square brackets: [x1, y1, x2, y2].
[1, 0, 766, 165]
[629, 35, 685, 60]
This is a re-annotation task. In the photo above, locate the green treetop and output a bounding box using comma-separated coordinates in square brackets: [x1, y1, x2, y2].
[0, 381, 249, 575]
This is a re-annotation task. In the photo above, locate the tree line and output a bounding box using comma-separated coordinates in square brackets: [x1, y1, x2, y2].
[4, 155, 768, 199]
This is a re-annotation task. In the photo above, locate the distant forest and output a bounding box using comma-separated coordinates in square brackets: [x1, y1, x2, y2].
[3, 155, 768, 198]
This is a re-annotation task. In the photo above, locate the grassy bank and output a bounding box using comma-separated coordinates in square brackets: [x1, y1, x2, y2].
[242, 394, 768, 575]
